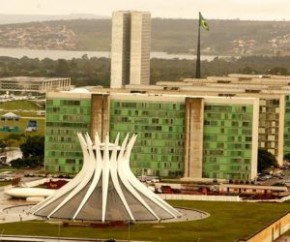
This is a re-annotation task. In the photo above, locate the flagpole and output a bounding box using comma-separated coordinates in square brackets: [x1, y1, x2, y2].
[195, 20, 201, 79]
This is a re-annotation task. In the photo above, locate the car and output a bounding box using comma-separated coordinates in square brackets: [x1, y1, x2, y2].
[0, 176, 13, 181]
[24, 173, 35, 177]
[257, 177, 267, 181]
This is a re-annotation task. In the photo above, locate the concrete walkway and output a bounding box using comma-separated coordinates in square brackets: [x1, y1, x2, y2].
[0, 203, 209, 224]
[0, 204, 38, 223]
[0, 186, 38, 223]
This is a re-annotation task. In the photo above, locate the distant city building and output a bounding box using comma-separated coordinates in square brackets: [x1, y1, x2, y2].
[0, 76, 71, 93]
[110, 11, 151, 88]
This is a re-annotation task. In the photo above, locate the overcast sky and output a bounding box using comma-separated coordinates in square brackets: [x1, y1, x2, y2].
[1, 0, 290, 20]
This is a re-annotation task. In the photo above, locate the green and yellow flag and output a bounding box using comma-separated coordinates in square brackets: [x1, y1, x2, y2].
[199, 12, 209, 31]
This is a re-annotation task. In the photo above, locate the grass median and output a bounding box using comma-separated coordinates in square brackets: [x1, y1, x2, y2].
[0, 200, 289, 242]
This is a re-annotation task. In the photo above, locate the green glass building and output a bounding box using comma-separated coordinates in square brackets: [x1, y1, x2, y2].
[45, 92, 91, 173]
[110, 96, 185, 177]
[203, 103, 253, 180]
[44, 91, 259, 180]
[284, 95, 290, 156]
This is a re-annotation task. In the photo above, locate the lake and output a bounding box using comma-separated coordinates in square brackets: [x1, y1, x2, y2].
[0, 47, 224, 61]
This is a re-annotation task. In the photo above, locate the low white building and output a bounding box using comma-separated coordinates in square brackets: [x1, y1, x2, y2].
[0, 76, 71, 93]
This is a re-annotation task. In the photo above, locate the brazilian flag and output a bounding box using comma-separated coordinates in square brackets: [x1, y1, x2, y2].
[199, 12, 209, 31]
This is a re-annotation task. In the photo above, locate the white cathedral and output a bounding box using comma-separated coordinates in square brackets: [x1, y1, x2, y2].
[31, 132, 181, 222]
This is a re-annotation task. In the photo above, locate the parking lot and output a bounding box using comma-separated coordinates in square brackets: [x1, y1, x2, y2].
[256, 168, 290, 187]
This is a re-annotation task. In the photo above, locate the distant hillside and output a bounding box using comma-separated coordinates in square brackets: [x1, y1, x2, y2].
[1, 18, 290, 56]
[0, 14, 107, 24]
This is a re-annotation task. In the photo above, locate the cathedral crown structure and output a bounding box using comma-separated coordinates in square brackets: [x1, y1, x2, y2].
[32, 132, 181, 222]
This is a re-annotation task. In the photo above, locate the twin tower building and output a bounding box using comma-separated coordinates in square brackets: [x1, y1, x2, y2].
[110, 11, 151, 88]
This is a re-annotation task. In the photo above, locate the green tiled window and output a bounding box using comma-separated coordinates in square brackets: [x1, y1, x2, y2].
[110, 100, 185, 177]
[284, 95, 290, 156]
[203, 104, 253, 180]
[44, 98, 91, 173]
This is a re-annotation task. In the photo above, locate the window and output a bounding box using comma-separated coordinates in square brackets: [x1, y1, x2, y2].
[152, 118, 159, 124]
[63, 100, 80, 106]
[66, 159, 75, 164]
[245, 137, 252, 142]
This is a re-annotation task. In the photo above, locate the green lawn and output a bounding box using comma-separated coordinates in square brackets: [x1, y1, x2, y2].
[0, 201, 288, 242]
[0, 100, 42, 111]
[0, 100, 45, 146]
[0, 181, 12, 186]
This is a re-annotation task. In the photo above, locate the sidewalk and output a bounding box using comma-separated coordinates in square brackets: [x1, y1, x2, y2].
[0, 204, 38, 223]
[0, 187, 38, 223]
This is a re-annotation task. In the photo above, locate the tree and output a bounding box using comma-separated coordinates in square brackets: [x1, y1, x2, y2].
[0, 140, 6, 153]
[284, 153, 290, 162]
[54, 59, 70, 77]
[10, 158, 24, 169]
[20, 135, 44, 159]
[10, 135, 45, 169]
[267, 67, 288, 75]
[257, 149, 278, 173]
[241, 66, 257, 74]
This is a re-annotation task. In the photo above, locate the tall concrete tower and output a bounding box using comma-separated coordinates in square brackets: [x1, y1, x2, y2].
[110, 11, 151, 88]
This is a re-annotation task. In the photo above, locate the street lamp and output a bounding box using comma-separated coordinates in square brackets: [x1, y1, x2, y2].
[57, 218, 61, 242]
[127, 220, 132, 242]
[0, 229, 4, 242]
